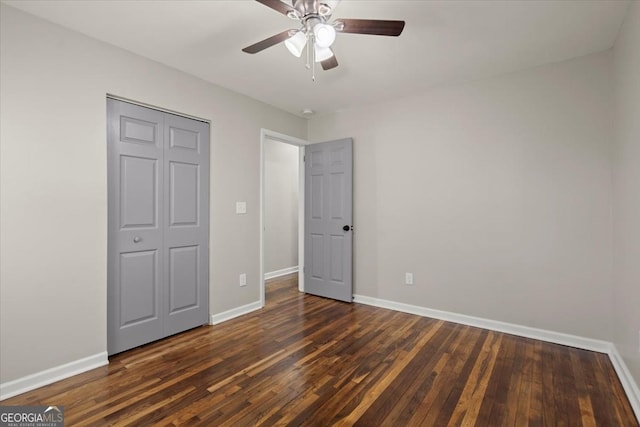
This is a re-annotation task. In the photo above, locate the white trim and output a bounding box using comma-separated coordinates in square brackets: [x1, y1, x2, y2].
[353, 295, 612, 352]
[353, 294, 640, 420]
[106, 94, 210, 124]
[259, 132, 266, 308]
[264, 266, 299, 280]
[260, 129, 308, 146]
[0, 352, 108, 401]
[210, 300, 262, 325]
[298, 145, 305, 293]
[608, 346, 640, 420]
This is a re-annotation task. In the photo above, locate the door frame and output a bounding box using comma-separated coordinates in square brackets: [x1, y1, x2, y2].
[259, 129, 309, 307]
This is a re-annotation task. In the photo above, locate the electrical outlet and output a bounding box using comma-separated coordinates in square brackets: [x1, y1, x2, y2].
[405, 272, 414, 285]
[239, 273, 247, 287]
[236, 201, 247, 214]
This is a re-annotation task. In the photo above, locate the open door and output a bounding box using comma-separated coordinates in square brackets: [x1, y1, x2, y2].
[304, 138, 353, 302]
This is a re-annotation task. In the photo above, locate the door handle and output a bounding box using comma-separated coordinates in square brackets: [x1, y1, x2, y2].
[133, 236, 142, 243]
[343, 225, 352, 232]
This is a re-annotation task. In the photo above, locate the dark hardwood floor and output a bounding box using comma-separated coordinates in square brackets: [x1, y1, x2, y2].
[2, 274, 637, 426]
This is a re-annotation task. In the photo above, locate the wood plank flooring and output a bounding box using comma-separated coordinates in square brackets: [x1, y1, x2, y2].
[2, 274, 637, 426]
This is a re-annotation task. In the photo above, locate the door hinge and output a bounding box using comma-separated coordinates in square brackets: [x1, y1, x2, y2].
[303, 155, 306, 162]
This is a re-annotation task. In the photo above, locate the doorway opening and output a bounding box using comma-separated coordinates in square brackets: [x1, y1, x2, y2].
[259, 129, 308, 307]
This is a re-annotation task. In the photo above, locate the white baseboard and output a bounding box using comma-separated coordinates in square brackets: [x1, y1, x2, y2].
[0, 352, 108, 401]
[353, 294, 640, 421]
[353, 295, 611, 352]
[608, 346, 640, 420]
[264, 266, 299, 280]
[210, 300, 262, 325]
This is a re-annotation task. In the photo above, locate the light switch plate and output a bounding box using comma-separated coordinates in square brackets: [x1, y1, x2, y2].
[236, 201, 247, 214]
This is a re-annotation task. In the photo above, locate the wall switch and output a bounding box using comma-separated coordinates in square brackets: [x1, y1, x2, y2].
[239, 273, 247, 287]
[405, 272, 414, 285]
[236, 201, 247, 214]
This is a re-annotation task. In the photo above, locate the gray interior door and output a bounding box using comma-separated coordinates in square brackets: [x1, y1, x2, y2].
[108, 99, 209, 355]
[304, 138, 353, 302]
[163, 113, 209, 336]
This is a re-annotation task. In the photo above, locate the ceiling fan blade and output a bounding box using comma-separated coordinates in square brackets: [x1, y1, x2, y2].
[242, 30, 293, 54]
[321, 53, 338, 71]
[255, 0, 295, 17]
[335, 18, 405, 36]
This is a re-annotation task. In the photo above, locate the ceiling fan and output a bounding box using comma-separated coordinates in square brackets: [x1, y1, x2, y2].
[242, 0, 405, 80]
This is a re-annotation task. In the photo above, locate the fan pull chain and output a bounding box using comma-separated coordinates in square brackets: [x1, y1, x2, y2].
[305, 35, 311, 70]
[311, 34, 316, 82]
[312, 45, 316, 82]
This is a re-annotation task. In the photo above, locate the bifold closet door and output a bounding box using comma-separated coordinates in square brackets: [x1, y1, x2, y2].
[107, 99, 209, 355]
[163, 113, 210, 336]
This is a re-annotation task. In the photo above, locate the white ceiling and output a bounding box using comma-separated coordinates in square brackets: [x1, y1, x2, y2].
[3, 0, 630, 117]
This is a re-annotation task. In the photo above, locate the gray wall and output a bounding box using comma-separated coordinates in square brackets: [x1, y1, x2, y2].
[0, 4, 306, 383]
[2, 0, 639, 393]
[264, 139, 299, 274]
[613, 0, 640, 383]
[308, 51, 615, 342]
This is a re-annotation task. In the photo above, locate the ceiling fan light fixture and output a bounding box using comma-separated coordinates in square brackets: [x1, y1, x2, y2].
[284, 31, 307, 57]
[314, 45, 334, 62]
[313, 23, 336, 48]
